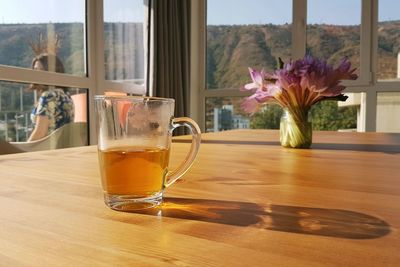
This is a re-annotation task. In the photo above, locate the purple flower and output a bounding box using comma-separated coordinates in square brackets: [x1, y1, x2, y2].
[241, 55, 358, 115]
[241, 68, 267, 91]
[241, 68, 282, 114]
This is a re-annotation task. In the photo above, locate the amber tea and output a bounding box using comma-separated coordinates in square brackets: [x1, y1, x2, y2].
[95, 95, 200, 211]
[98, 147, 170, 197]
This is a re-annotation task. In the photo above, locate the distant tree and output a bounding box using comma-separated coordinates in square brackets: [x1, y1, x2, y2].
[311, 101, 357, 130]
[250, 104, 283, 129]
[247, 101, 357, 131]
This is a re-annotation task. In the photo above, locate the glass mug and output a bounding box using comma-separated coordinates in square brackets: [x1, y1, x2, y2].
[94, 95, 201, 211]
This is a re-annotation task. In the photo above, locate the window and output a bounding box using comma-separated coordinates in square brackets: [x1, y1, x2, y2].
[207, 0, 292, 90]
[102, 0, 148, 94]
[0, 0, 86, 76]
[307, 0, 361, 77]
[205, 0, 292, 131]
[377, 92, 400, 132]
[0, 0, 88, 143]
[375, 0, 400, 132]
[193, 0, 400, 133]
[0, 0, 149, 146]
[377, 0, 400, 80]
[0, 80, 87, 142]
[104, 0, 146, 83]
[205, 97, 252, 132]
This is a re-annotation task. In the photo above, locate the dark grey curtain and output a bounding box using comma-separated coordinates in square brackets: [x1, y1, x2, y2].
[150, 0, 191, 121]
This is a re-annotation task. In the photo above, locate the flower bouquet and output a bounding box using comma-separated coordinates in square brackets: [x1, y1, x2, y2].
[241, 55, 358, 148]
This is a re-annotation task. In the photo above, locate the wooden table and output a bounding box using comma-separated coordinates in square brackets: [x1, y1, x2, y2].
[0, 130, 399, 266]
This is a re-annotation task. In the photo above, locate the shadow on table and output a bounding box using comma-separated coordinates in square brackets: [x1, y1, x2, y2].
[173, 139, 280, 146]
[311, 143, 400, 154]
[174, 139, 400, 154]
[133, 197, 390, 239]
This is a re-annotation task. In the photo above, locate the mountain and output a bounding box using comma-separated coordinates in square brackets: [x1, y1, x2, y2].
[1, 21, 398, 88]
[207, 21, 400, 89]
[0, 23, 85, 75]
[0, 22, 144, 80]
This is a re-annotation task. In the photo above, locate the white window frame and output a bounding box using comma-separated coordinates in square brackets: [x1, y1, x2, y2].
[0, 0, 148, 143]
[191, 0, 400, 132]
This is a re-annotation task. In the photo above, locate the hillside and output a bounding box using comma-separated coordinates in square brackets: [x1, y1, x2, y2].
[207, 21, 400, 89]
[0, 23, 85, 75]
[0, 22, 144, 79]
[0, 21, 398, 87]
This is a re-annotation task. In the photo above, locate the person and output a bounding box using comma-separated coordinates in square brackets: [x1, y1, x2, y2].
[28, 53, 74, 141]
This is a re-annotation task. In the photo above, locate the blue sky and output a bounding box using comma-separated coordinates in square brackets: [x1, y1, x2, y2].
[208, 0, 400, 25]
[0, 0, 399, 25]
[0, 0, 144, 23]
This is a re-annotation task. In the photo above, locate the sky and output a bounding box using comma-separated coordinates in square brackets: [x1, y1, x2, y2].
[0, 0, 144, 24]
[0, 0, 399, 25]
[207, 0, 400, 25]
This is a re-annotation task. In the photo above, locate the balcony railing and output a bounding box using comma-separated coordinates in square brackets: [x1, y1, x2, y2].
[0, 111, 32, 142]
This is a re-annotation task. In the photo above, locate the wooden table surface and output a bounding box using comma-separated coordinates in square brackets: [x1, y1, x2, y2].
[0, 129, 399, 266]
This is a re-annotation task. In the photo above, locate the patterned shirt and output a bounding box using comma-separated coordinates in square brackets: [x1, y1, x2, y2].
[31, 88, 75, 134]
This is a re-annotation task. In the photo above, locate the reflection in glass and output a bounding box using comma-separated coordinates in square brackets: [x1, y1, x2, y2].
[377, 0, 400, 80]
[0, 0, 86, 76]
[206, 0, 292, 89]
[377, 92, 400, 132]
[0, 80, 87, 143]
[103, 0, 146, 83]
[307, 0, 361, 76]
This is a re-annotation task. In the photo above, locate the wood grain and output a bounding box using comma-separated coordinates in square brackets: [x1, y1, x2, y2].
[0, 130, 399, 266]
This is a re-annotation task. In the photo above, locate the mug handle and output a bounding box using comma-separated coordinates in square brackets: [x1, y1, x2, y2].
[164, 117, 201, 188]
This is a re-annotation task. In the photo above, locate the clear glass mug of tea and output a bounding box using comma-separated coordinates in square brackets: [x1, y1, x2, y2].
[94, 95, 201, 211]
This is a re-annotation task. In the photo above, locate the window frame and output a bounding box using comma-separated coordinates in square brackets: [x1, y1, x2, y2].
[0, 0, 149, 143]
[191, 0, 400, 132]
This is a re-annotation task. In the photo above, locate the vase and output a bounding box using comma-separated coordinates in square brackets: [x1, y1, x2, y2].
[279, 108, 312, 148]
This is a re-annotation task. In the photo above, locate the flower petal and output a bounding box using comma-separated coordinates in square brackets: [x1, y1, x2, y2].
[243, 82, 258, 90]
[241, 96, 260, 114]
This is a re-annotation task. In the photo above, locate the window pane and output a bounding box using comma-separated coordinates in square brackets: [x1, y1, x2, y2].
[314, 95, 358, 132]
[206, 0, 292, 89]
[377, 0, 400, 80]
[206, 95, 358, 133]
[104, 0, 146, 83]
[377, 92, 400, 132]
[0, 80, 88, 145]
[206, 97, 251, 132]
[0, 0, 86, 76]
[307, 0, 361, 76]
[206, 97, 286, 132]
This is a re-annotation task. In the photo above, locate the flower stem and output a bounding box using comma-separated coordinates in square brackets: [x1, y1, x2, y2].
[280, 108, 312, 148]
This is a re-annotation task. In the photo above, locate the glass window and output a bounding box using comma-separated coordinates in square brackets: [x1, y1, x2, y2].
[377, 92, 400, 132]
[0, 81, 34, 142]
[307, 0, 361, 76]
[103, 0, 146, 83]
[0, 0, 86, 76]
[314, 96, 358, 132]
[0, 80, 88, 142]
[206, 97, 252, 132]
[205, 95, 359, 133]
[206, 96, 361, 132]
[377, 0, 400, 80]
[206, 0, 292, 90]
[206, 97, 286, 132]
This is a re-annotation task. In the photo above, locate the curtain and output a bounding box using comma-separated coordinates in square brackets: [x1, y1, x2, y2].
[150, 0, 191, 122]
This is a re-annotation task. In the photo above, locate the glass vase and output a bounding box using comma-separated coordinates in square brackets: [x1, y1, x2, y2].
[279, 108, 312, 148]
